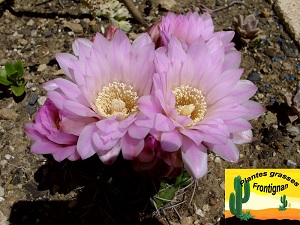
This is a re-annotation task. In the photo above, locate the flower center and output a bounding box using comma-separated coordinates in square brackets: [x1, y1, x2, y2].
[95, 82, 139, 118]
[172, 84, 207, 125]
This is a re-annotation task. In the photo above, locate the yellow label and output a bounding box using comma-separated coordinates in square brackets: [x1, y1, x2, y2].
[225, 169, 300, 221]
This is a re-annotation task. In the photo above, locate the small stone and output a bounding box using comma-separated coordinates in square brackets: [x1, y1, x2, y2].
[45, 30, 53, 37]
[214, 157, 222, 163]
[202, 204, 210, 212]
[264, 111, 277, 126]
[157, 0, 176, 10]
[27, 19, 34, 26]
[195, 208, 205, 217]
[285, 124, 300, 137]
[220, 181, 225, 190]
[38, 96, 47, 106]
[283, 62, 293, 71]
[28, 93, 38, 105]
[6, 196, 15, 206]
[209, 197, 218, 206]
[0, 186, 4, 197]
[264, 48, 277, 57]
[247, 72, 261, 83]
[286, 159, 297, 168]
[0, 108, 18, 121]
[4, 154, 11, 160]
[64, 22, 83, 34]
[0, 160, 7, 166]
[261, 11, 270, 18]
[31, 86, 37, 92]
[18, 39, 28, 46]
[24, 102, 37, 115]
[37, 64, 47, 72]
[0, 210, 7, 224]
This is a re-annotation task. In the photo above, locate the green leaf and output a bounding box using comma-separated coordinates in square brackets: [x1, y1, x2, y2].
[10, 85, 25, 96]
[0, 75, 12, 85]
[13, 60, 24, 78]
[7, 72, 18, 83]
[5, 62, 16, 77]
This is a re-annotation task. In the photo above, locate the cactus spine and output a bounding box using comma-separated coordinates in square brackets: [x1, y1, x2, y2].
[229, 175, 250, 218]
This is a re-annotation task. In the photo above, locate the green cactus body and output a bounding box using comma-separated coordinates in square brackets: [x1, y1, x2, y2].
[279, 195, 288, 210]
[229, 175, 250, 218]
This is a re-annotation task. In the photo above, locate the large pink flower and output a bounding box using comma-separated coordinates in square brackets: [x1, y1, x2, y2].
[138, 36, 264, 179]
[43, 30, 155, 164]
[148, 12, 235, 53]
[24, 99, 96, 161]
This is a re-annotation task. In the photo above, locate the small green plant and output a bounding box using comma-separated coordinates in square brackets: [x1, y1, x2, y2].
[278, 194, 288, 211]
[239, 211, 254, 221]
[0, 60, 26, 97]
[152, 170, 192, 209]
[229, 175, 251, 220]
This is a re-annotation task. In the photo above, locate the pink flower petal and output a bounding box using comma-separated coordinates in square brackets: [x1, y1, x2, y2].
[52, 145, 77, 162]
[77, 122, 98, 159]
[128, 123, 150, 139]
[231, 129, 253, 144]
[206, 139, 239, 162]
[121, 134, 144, 160]
[154, 113, 175, 132]
[161, 129, 183, 152]
[98, 142, 121, 164]
[181, 138, 208, 179]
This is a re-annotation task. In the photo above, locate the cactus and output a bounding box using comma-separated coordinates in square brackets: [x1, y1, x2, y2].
[229, 175, 250, 218]
[278, 195, 288, 211]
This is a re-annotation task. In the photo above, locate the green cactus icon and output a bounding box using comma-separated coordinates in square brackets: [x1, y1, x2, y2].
[278, 194, 288, 211]
[229, 175, 251, 218]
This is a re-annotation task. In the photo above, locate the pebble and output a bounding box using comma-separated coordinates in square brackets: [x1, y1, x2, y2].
[264, 48, 277, 57]
[28, 93, 38, 105]
[286, 159, 297, 168]
[63, 22, 83, 34]
[27, 19, 34, 26]
[37, 96, 47, 106]
[281, 41, 299, 58]
[6, 196, 15, 206]
[214, 157, 222, 163]
[45, 30, 53, 37]
[0, 108, 18, 121]
[0, 210, 7, 224]
[157, 0, 176, 10]
[285, 124, 300, 137]
[209, 197, 218, 206]
[264, 111, 277, 126]
[202, 204, 210, 212]
[4, 154, 12, 160]
[18, 39, 28, 46]
[195, 208, 205, 217]
[24, 102, 37, 115]
[247, 72, 261, 83]
[37, 64, 47, 72]
[0, 186, 4, 197]
[0, 160, 7, 166]
[220, 181, 225, 190]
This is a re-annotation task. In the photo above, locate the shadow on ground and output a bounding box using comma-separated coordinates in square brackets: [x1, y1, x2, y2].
[9, 156, 163, 225]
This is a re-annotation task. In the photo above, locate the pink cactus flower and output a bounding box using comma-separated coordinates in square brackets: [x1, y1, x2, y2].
[132, 135, 183, 178]
[42, 30, 155, 164]
[148, 12, 235, 53]
[138, 36, 264, 179]
[24, 99, 96, 161]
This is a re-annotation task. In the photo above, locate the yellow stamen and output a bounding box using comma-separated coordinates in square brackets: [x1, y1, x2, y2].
[95, 82, 138, 118]
[172, 84, 207, 126]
